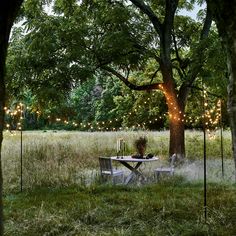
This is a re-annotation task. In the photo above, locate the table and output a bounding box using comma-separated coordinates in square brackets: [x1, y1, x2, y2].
[111, 156, 159, 184]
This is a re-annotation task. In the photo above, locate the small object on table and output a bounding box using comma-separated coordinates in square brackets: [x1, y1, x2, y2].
[131, 154, 143, 159]
[131, 153, 154, 159]
[146, 153, 154, 159]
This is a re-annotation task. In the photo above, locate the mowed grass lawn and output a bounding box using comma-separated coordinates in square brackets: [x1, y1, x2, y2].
[2, 130, 236, 235]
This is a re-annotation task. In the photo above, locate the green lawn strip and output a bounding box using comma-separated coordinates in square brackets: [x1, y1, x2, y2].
[3, 182, 236, 236]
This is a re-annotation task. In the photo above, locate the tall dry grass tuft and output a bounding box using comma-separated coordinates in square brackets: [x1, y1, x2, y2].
[185, 129, 232, 159]
[1, 130, 234, 192]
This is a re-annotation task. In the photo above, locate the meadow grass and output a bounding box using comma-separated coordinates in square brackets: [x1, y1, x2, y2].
[2, 130, 236, 235]
[3, 179, 236, 236]
[2, 130, 234, 192]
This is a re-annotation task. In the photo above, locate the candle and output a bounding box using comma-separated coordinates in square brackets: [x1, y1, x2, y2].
[120, 139, 123, 151]
[117, 138, 124, 153]
[117, 139, 120, 153]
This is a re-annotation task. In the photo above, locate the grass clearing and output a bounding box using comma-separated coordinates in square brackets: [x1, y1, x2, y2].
[2, 130, 234, 192]
[2, 130, 236, 235]
[4, 180, 236, 236]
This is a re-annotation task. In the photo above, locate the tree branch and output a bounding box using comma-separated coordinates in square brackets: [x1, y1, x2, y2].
[172, 64, 185, 79]
[200, 4, 213, 40]
[178, 5, 213, 105]
[172, 33, 181, 63]
[172, 33, 188, 76]
[149, 67, 160, 84]
[190, 85, 223, 98]
[101, 65, 162, 91]
[129, 0, 162, 35]
[164, 0, 179, 34]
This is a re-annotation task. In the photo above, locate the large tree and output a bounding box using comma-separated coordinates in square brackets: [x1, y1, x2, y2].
[206, 0, 236, 180]
[102, 0, 213, 158]
[0, 1, 24, 234]
[8, 0, 216, 159]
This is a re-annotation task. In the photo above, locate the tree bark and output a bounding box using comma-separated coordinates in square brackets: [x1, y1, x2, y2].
[0, 51, 6, 236]
[0, 1, 24, 235]
[169, 117, 185, 158]
[206, 0, 236, 181]
[161, 79, 185, 158]
[225, 31, 236, 182]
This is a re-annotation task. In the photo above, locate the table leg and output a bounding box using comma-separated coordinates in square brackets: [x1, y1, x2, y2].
[119, 161, 144, 184]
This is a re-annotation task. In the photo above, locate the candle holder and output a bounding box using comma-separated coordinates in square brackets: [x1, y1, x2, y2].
[117, 138, 125, 159]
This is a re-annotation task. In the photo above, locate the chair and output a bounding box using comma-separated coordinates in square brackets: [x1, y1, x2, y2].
[154, 154, 177, 179]
[99, 157, 124, 184]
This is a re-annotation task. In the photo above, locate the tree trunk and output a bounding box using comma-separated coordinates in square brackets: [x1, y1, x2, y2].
[0, 34, 7, 236]
[160, 77, 186, 159]
[0, 111, 3, 236]
[0, 28, 7, 236]
[167, 95, 185, 159]
[206, 0, 236, 181]
[0, 1, 24, 235]
[169, 117, 185, 159]
[226, 37, 236, 181]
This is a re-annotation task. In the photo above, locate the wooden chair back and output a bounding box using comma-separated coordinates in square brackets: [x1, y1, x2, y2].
[99, 157, 113, 174]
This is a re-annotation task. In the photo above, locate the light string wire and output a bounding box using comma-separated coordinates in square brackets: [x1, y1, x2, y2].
[3, 91, 222, 135]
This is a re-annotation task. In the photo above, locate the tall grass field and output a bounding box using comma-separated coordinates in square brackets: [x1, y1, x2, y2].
[2, 130, 236, 235]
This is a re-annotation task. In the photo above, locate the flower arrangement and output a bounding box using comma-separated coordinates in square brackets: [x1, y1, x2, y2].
[131, 136, 147, 158]
[131, 136, 154, 159]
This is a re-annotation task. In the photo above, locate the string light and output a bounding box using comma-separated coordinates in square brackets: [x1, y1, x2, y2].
[3, 94, 223, 133]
